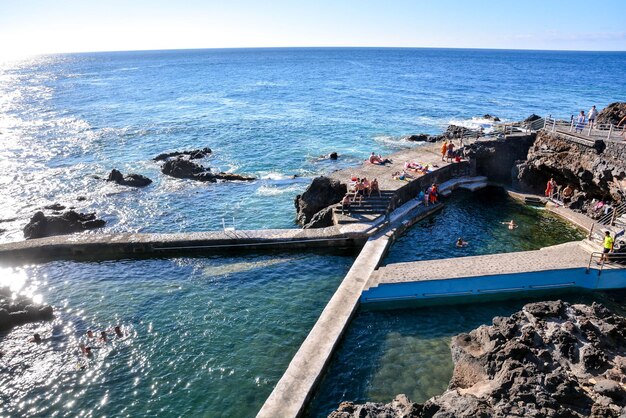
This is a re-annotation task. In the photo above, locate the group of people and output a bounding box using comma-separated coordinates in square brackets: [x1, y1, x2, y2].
[440, 140, 462, 162]
[404, 161, 431, 175]
[79, 326, 125, 358]
[544, 177, 574, 203]
[341, 177, 380, 213]
[417, 183, 439, 206]
[573, 105, 598, 133]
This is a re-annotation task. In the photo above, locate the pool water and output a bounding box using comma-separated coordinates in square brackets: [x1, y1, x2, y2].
[306, 189, 590, 417]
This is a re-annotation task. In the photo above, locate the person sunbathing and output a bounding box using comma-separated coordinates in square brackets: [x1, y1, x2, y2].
[369, 152, 392, 165]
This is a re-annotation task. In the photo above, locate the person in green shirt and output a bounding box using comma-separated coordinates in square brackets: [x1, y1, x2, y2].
[600, 231, 614, 264]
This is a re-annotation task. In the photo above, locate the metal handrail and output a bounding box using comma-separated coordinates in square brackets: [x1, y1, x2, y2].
[543, 115, 625, 141]
[587, 251, 626, 276]
[595, 200, 626, 226]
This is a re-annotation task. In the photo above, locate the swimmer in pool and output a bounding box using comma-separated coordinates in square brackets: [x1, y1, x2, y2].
[502, 220, 518, 230]
[455, 237, 469, 248]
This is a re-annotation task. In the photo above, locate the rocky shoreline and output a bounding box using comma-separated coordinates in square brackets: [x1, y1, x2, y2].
[330, 301, 626, 418]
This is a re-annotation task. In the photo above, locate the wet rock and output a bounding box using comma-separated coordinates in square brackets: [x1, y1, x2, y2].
[43, 203, 66, 211]
[329, 301, 626, 418]
[153, 147, 212, 161]
[329, 152, 338, 160]
[483, 114, 501, 122]
[295, 176, 346, 227]
[0, 287, 53, 331]
[106, 169, 153, 187]
[406, 134, 430, 142]
[76, 196, 87, 201]
[524, 114, 542, 123]
[161, 158, 254, 182]
[304, 206, 334, 229]
[23, 210, 106, 239]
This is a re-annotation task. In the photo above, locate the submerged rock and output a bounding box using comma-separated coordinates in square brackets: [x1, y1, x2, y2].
[153, 147, 212, 161]
[406, 134, 430, 142]
[329, 301, 626, 418]
[23, 210, 106, 239]
[0, 287, 53, 331]
[483, 114, 501, 122]
[107, 169, 153, 187]
[294, 176, 346, 227]
[161, 158, 255, 182]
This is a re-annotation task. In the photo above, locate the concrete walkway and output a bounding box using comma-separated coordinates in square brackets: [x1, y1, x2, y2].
[256, 202, 444, 418]
[368, 241, 615, 289]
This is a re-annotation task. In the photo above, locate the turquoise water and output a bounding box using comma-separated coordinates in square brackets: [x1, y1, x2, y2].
[0, 253, 354, 417]
[306, 190, 588, 417]
[384, 187, 585, 264]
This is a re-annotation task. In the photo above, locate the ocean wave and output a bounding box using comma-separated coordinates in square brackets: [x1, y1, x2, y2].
[256, 184, 304, 196]
[373, 134, 420, 149]
[448, 117, 501, 134]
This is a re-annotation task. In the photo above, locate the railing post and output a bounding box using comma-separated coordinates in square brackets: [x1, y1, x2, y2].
[570, 118, 574, 132]
[610, 207, 617, 226]
[608, 124, 613, 141]
[587, 121, 592, 136]
[543, 117, 547, 130]
[552, 119, 556, 133]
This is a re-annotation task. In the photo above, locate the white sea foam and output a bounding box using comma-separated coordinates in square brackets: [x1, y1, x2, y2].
[448, 117, 501, 134]
[256, 184, 303, 196]
[373, 134, 417, 149]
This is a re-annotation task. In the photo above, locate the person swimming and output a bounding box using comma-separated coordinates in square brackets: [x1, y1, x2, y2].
[455, 237, 469, 248]
[100, 331, 107, 342]
[114, 326, 123, 338]
[87, 330, 94, 339]
[502, 220, 518, 230]
[30, 333, 42, 343]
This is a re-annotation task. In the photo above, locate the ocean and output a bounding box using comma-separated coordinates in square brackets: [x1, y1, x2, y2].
[1, 48, 625, 417]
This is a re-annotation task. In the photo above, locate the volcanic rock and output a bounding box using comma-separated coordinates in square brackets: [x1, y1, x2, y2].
[329, 301, 626, 418]
[295, 176, 346, 227]
[406, 134, 430, 142]
[153, 147, 212, 161]
[0, 287, 54, 331]
[107, 169, 153, 187]
[161, 159, 254, 182]
[43, 203, 66, 211]
[329, 152, 338, 160]
[524, 114, 542, 123]
[483, 114, 501, 122]
[516, 130, 626, 202]
[596, 102, 626, 126]
[23, 210, 106, 239]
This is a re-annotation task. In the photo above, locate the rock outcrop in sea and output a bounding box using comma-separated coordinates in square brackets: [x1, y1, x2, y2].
[23, 210, 106, 239]
[330, 301, 626, 418]
[160, 158, 255, 182]
[107, 169, 153, 187]
[294, 176, 346, 228]
[153, 147, 212, 161]
[0, 287, 53, 331]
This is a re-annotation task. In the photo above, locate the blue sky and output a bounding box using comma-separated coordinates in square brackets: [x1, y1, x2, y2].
[1, 0, 624, 57]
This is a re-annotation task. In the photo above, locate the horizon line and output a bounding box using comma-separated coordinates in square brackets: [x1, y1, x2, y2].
[12, 45, 626, 58]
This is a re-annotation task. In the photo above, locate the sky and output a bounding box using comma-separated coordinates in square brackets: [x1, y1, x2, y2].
[1, 0, 625, 58]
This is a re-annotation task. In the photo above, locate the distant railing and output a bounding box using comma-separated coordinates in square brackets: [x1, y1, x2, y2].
[543, 115, 625, 142]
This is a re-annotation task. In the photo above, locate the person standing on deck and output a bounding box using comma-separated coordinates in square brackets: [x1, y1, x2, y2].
[545, 177, 556, 198]
[588, 105, 598, 130]
[599, 231, 614, 264]
[441, 141, 448, 161]
[574, 110, 586, 133]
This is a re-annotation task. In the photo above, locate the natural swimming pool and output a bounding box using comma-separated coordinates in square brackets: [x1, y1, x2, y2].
[306, 188, 591, 417]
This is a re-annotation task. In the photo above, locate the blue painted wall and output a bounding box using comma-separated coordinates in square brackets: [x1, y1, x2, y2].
[361, 268, 626, 305]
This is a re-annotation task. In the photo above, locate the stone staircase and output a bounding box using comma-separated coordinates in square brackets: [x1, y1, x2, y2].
[332, 190, 396, 224]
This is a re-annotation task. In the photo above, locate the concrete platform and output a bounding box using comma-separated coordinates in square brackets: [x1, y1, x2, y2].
[362, 241, 626, 305]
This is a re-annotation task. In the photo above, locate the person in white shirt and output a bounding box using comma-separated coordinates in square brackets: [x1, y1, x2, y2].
[588, 105, 598, 130]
